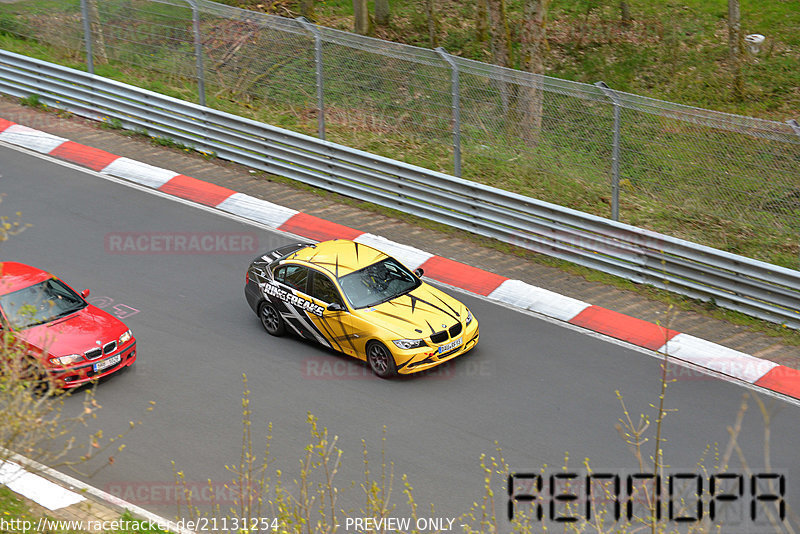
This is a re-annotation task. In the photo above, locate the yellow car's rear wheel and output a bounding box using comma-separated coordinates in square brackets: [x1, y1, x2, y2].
[259, 302, 285, 336]
[366, 341, 397, 379]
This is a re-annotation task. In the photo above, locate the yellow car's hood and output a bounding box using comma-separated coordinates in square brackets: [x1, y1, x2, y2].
[353, 282, 466, 339]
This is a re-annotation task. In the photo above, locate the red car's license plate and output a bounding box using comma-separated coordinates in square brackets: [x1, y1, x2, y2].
[94, 353, 122, 372]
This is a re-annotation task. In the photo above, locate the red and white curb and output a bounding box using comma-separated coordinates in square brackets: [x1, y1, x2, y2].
[2, 117, 798, 401]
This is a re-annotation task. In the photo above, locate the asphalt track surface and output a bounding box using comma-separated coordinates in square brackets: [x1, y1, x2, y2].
[2, 142, 799, 530]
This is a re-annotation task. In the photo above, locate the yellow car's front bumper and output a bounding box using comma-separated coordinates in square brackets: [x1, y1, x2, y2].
[394, 319, 480, 375]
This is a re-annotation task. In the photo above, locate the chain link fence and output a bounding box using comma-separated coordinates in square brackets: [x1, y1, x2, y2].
[1, 0, 798, 268]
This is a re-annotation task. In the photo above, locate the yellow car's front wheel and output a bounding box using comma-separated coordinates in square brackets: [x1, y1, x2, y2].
[367, 341, 397, 379]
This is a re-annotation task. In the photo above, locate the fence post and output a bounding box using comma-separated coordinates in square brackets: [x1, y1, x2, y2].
[595, 81, 621, 221]
[184, 0, 206, 106]
[80, 0, 94, 75]
[297, 17, 325, 140]
[788, 119, 800, 269]
[435, 47, 461, 177]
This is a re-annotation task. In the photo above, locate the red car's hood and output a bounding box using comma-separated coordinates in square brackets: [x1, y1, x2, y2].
[17, 304, 127, 357]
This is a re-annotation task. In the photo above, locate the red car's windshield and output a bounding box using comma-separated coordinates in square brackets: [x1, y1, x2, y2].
[0, 278, 87, 329]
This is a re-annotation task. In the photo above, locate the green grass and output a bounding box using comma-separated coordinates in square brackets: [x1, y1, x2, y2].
[305, 0, 800, 118]
[19, 93, 45, 109]
[0, 485, 34, 522]
[0, 486, 167, 533]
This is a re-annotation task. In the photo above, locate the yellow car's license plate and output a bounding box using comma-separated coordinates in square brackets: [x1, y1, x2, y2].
[438, 337, 463, 354]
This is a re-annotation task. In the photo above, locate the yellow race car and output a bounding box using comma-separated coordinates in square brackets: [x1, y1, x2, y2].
[244, 239, 479, 378]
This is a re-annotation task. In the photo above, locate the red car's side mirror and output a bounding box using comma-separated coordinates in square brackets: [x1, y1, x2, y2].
[80, 289, 90, 298]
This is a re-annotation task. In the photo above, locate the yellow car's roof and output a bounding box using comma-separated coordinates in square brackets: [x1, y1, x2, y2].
[286, 239, 390, 279]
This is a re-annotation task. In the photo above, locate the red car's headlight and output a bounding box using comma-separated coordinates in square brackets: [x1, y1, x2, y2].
[118, 329, 132, 345]
[49, 354, 84, 366]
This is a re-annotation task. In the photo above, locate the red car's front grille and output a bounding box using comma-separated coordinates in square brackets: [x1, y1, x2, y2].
[85, 340, 116, 360]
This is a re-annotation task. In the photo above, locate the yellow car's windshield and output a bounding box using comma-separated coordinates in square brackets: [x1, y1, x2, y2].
[338, 258, 420, 309]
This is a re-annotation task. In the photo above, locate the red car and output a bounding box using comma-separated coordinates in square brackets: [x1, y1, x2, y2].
[0, 262, 136, 389]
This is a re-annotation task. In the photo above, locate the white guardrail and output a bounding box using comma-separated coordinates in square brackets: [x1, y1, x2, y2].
[1, 50, 798, 328]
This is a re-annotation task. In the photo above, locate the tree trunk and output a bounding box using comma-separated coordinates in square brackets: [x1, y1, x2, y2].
[728, 0, 743, 99]
[353, 0, 370, 35]
[488, 0, 512, 68]
[375, 0, 390, 27]
[426, 0, 438, 48]
[619, 1, 632, 27]
[476, 0, 489, 43]
[87, 0, 108, 64]
[299, 0, 316, 22]
[488, 0, 513, 115]
[520, 0, 547, 145]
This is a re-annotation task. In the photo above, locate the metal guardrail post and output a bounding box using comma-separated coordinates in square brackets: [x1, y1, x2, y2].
[788, 119, 800, 270]
[435, 47, 461, 177]
[595, 81, 621, 221]
[297, 17, 325, 140]
[80, 0, 94, 75]
[185, 0, 206, 106]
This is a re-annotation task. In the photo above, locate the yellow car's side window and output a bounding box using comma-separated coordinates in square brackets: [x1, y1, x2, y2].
[310, 272, 343, 306]
[275, 264, 308, 292]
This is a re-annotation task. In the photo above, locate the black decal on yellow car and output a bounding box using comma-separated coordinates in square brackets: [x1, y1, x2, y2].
[406, 294, 459, 321]
[373, 310, 417, 326]
[261, 282, 324, 317]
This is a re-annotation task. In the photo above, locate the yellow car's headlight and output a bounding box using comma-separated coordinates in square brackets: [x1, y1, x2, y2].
[49, 354, 83, 366]
[392, 338, 427, 350]
[118, 329, 132, 345]
[465, 309, 473, 326]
